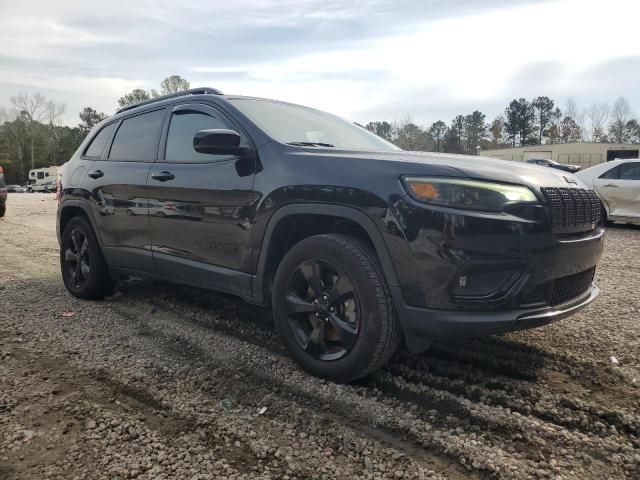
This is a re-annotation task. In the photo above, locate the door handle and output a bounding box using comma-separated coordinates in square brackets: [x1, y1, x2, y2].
[87, 170, 104, 179]
[604, 183, 618, 187]
[151, 171, 175, 182]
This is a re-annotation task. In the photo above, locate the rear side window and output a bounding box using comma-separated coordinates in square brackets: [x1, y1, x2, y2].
[109, 109, 165, 161]
[84, 123, 117, 159]
[619, 163, 640, 180]
[599, 166, 619, 179]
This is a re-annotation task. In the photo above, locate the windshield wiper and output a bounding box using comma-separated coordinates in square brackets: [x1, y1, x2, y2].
[286, 141, 335, 147]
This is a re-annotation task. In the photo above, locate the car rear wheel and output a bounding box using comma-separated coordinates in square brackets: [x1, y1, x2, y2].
[0, 203, 5, 218]
[60, 216, 115, 299]
[272, 234, 401, 382]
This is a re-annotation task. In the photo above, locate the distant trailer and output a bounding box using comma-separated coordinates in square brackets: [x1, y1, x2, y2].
[27, 166, 60, 193]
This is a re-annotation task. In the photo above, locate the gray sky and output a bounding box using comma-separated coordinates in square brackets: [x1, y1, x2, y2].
[1, 0, 639, 127]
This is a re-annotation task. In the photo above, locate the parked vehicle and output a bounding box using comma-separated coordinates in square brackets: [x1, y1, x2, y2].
[525, 158, 581, 173]
[57, 88, 604, 382]
[577, 159, 640, 225]
[0, 166, 7, 217]
[28, 167, 59, 192]
[6, 184, 27, 193]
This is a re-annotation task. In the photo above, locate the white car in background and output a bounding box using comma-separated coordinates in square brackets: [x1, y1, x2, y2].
[576, 159, 640, 225]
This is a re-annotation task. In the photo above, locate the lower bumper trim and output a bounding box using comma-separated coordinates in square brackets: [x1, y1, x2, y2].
[391, 284, 600, 353]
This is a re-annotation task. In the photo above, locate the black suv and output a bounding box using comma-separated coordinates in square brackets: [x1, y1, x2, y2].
[57, 88, 603, 382]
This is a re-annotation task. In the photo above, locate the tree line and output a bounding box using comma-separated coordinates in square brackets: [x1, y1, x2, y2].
[1, 74, 639, 184]
[0, 76, 191, 184]
[364, 96, 640, 153]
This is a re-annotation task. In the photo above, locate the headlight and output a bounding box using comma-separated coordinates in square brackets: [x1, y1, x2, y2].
[402, 176, 538, 212]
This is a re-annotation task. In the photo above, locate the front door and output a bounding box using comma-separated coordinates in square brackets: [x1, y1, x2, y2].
[148, 103, 258, 295]
[594, 162, 640, 219]
[81, 108, 166, 271]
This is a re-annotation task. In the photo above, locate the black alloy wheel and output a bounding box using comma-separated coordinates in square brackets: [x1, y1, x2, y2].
[63, 228, 91, 289]
[272, 234, 401, 382]
[60, 216, 115, 299]
[285, 259, 360, 361]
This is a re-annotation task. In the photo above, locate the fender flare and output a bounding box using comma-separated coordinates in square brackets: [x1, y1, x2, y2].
[58, 199, 103, 246]
[252, 203, 400, 304]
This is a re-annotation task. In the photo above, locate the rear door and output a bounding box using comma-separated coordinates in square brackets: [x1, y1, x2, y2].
[147, 102, 257, 294]
[80, 108, 166, 272]
[594, 162, 640, 218]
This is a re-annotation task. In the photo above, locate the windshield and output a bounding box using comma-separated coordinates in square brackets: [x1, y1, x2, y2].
[229, 98, 401, 152]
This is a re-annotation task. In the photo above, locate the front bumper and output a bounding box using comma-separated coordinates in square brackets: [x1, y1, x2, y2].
[391, 283, 600, 353]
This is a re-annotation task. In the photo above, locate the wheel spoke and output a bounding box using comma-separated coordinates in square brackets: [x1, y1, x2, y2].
[285, 293, 316, 315]
[326, 274, 353, 305]
[305, 323, 326, 356]
[80, 260, 90, 279]
[327, 313, 358, 349]
[80, 238, 88, 256]
[72, 262, 81, 284]
[71, 230, 82, 253]
[298, 260, 324, 298]
[65, 248, 79, 263]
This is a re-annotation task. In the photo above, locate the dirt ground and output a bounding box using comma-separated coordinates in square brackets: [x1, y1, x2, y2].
[0, 193, 639, 480]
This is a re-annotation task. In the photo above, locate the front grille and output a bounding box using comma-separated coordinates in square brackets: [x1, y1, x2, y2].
[551, 267, 596, 306]
[541, 187, 601, 232]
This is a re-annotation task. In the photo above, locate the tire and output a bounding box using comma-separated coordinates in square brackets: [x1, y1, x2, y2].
[272, 234, 401, 383]
[28, 187, 33, 193]
[60, 216, 115, 299]
[0, 203, 5, 218]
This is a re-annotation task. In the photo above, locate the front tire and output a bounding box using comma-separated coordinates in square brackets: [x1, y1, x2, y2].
[272, 234, 400, 383]
[60, 216, 115, 299]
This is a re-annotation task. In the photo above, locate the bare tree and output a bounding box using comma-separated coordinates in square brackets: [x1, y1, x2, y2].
[609, 96, 632, 143]
[10, 92, 49, 170]
[564, 97, 586, 141]
[587, 102, 609, 142]
[44, 100, 67, 165]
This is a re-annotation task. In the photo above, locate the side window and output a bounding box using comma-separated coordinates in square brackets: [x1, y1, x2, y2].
[619, 163, 640, 180]
[109, 109, 165, 161]
[37, 172, 45, 180]
[599, 166, 620, 179]
[164, 109, 247, 163]
[84, 122, 117, 159]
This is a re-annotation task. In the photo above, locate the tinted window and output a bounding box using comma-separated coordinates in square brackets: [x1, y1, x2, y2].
[37, 172, 45, 179]
[599, 166, 620, 179]
[109, 109, 165, 161]
[84, 123, 116, 158]
[164, 109, 240, 163]
[619, 163, 640, 180]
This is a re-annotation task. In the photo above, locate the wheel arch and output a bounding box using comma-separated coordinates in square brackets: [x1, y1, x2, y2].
[58, 200, 102, 247]
[253, 204, 400, 305]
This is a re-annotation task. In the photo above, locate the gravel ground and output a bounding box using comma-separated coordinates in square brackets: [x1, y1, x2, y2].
[0, 193, 639, 480]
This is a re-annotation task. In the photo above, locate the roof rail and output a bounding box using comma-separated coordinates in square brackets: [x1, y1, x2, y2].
[116, 87, 223, 113]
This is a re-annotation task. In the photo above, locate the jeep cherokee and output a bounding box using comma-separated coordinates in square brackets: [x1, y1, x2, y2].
[57, 88, 604, 382]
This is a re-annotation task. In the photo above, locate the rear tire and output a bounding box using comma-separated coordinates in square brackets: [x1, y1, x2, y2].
[60, 216, 115, 299]
[272, 234, 401, 383]
[0, 203, 5, 218]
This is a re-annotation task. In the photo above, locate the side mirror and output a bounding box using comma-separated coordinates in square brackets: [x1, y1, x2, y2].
[193, 129, 248, 155]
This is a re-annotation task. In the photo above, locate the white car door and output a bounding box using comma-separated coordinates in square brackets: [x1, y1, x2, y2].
[594, 162, 640, 219]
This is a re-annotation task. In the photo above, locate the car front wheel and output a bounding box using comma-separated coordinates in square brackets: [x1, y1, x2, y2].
[272, 234, 400, 382]
[60, 216, 115, 299]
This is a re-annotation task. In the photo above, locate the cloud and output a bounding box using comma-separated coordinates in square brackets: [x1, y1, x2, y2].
[0, 0, 638, 126]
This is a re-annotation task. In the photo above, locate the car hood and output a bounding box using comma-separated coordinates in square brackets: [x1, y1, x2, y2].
[300, 148, 590, 192]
